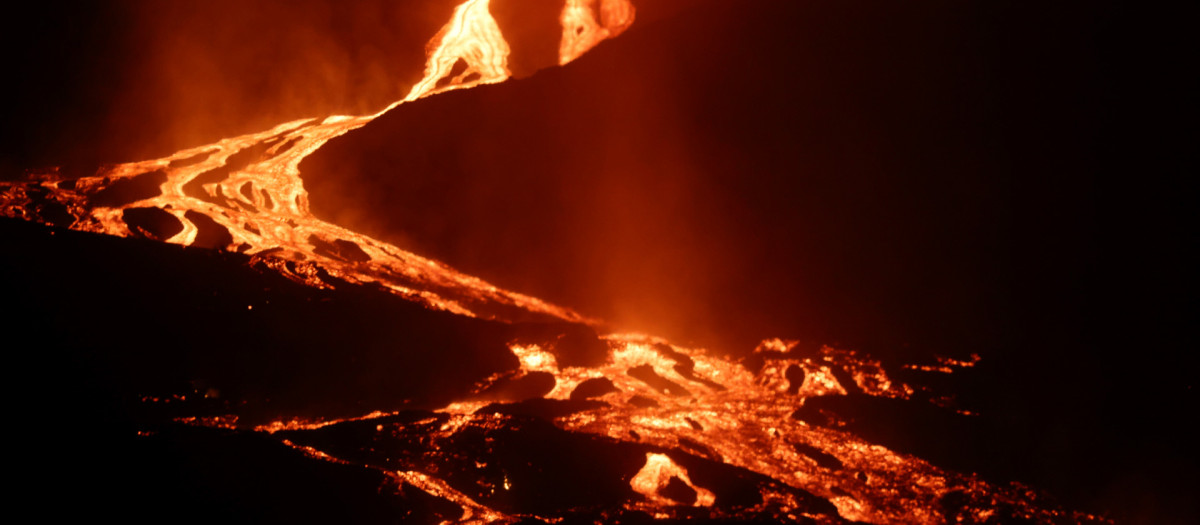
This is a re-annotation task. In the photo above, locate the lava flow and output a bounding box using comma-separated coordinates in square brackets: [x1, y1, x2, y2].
[1, 1, 1111, 523]
[2, 0, 615, 324]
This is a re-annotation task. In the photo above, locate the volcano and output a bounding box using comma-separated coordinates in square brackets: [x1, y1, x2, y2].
[1, 0, 1191, 523]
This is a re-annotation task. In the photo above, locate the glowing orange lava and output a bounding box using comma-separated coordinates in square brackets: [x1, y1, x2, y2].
[1, 0, 597, 324]
[560, 0, 636, 65]
[0, 1, 1110, 523]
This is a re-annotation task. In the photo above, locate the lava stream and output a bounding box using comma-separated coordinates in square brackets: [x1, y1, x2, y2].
[0, 1, 1112, 523]
[1, 0, 625, 324]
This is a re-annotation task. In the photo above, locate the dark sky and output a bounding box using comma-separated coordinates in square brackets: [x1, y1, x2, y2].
[2, 1, 1192, 520]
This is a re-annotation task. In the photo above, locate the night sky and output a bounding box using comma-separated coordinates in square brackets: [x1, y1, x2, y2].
[1, 0, 1191, 522]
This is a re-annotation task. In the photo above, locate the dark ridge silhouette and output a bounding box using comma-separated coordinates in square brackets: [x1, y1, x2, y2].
[302, 0, 1038, 356]
[91, 169, 168, 207]
[123, 206, 184, 240]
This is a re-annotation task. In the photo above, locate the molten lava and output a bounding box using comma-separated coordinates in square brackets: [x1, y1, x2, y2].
[405, 0, 513, 100]
[0, 1, 1112, 523]
[560, 0, 635, 64]
[1, 0, 585, 324]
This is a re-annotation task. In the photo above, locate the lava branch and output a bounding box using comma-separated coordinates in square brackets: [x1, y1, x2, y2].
[405, 0, 513, 101]
[560, 0, 636, 65]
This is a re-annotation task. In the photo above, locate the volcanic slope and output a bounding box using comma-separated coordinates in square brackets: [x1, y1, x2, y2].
[303, 0, 1025, 353]
[301, 0, 1193, 522]
[1, 217, 1105, 525]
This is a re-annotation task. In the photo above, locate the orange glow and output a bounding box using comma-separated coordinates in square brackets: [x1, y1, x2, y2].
[390, 470, 513, 523]
[904, 353, 982, 374]
[755, 337, 797, 354]
[255, 410, 396, 434]
[173, 415, 239, 430]
[1, 1, 1111, 523]
[510, 343, 559, 372]
[0, 0, 631, 325]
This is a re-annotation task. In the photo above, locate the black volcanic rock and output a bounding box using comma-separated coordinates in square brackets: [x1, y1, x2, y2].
[111, 425, 462, 525]
[660, 476, 697, 505]
[789, 390, 1087, 492]
[91, 169, 167, 207]
[570, 377, 618, 400]
[185, 209, 235, 249]
[627, 364, 690, 397]
[0, 217, 524, 426]
[122, 205, 183, 240]
[476, 398, 608, 420]
[792, 442, 843, 471]
[506, 321, 611, 368]
[476, 371, 558, 402]
[283, 412, 845, 521]
[307, 234, 373, 263]
[784, 364, 806, 395]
